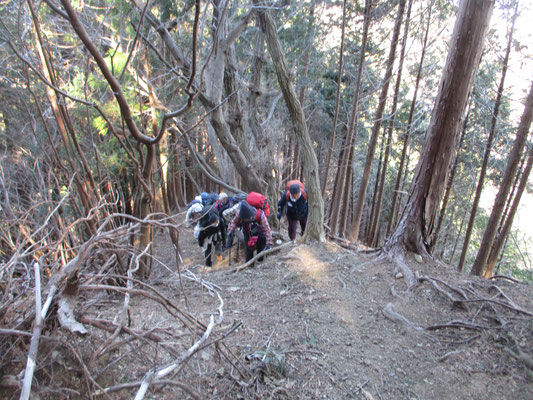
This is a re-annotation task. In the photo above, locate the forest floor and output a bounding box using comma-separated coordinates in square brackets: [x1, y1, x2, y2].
[3, 217, 532, 400]
[141, 220, 533, 400]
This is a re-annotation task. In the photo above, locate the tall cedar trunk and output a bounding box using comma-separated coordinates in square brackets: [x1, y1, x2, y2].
[387, 0, 432, 236]
[457, 5, 517, 271]
[321, 0, 346, 197]
[348, 0, 406, 242]
[366, 131, 385, 242]
[385, 0, 494, 256]
[431, 105, 471, 251]
[470, 80, 533, 276]
[483, 146, 533, 277]
[330, 0, 371, 236]
[256, 1, 325, 241]
[367, 0, 413, 247]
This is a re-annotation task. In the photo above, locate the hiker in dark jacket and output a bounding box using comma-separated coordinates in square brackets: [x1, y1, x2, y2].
[197, 205, 226, 267]
[277, 183, 308, 240]
[227, 201, 273, 262]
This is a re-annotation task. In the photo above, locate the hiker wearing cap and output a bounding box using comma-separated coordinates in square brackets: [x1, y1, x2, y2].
[277, 181, 308, 241]
[226, 200, 273, 262]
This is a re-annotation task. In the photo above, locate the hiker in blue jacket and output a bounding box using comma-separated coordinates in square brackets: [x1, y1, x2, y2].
[277, 183, 308, 241]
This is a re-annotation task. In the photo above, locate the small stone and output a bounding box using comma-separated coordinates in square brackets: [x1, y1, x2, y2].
[395, 272, 404, 279]
[414, 254, 423, 263]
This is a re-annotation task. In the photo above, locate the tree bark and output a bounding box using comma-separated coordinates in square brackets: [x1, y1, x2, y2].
[431, 104, 471, 251]
[483, 145, 533, 277]
[385, 0, 494, 256]
[321, 0, 347, 197]
[386, 0, 432, 236]
[367, 0, 413, 247]
[470, 80, 533, 276]
[348, 0, 406, 242]
[256, 1, 325, 241]
[457, 3, 517, 272]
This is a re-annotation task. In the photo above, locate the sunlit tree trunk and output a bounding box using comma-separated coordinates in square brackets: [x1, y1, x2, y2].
[348, 0, 406, 242]
[470, 80, 533, 276]
[367, 0, 413, 247]
[483, 146, 533, 277]
[330, 0, 372, 236]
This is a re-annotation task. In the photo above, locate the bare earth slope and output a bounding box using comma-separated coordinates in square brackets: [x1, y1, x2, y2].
[147, 226, 533, 400]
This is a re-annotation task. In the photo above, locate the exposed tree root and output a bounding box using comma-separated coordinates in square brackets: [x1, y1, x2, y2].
[382, 303, 423, 331]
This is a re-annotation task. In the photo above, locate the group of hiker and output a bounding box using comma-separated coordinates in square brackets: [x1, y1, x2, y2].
[186, 180, 309, 267]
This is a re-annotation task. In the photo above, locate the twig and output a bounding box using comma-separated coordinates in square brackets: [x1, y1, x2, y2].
[227, 242, 292, 273]
[133, 315, 216, 400]
[20, 262, 43, 400]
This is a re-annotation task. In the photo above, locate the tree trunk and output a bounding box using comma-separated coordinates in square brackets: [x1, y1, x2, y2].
[483, 146, 533, 277]
[367, 0, 413, 247]
[386, 0, 432, 236]
[321, 0, 346, 197]
[431, 105, 471, 251]
[385, 0, 494, 256]
[470, 80, 533, 276]
[348, 0, 406, 242]
[457, 4, 517, 271]
[256, 1, 325, 241]
[333, 0, 372, 236]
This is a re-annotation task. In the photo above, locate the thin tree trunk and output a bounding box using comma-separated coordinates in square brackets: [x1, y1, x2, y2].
[387, 0, 432, 236]
[330, 0, 372, 236]
[457, 4, 517, 271]
[321, 0, 347, 197]
[483, 145, 533, 277]
[385, 0, 494, 257]
[348, 0, 406, 242]
[256, 0, 325, 241]
[470, 80, 533, 276]
[367, 0, 413, 247]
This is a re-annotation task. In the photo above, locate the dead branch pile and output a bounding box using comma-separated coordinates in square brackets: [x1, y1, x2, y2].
[0, 199, 252, 398]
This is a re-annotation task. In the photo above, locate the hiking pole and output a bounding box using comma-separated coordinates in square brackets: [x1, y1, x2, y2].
[228, 243, 232, 267]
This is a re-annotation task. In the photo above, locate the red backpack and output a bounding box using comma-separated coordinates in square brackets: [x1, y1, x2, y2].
[246, 192, 271, 219]
[285, 180, 308, 200]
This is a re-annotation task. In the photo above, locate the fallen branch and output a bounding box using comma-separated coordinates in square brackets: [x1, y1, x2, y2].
[134, 314, 216, 400]
[226, 242, 292, 273]
[20, 262, 43, 400]
[94, 379, 201, 399]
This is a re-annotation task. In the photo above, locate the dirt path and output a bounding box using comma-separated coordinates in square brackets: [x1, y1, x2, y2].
[147, 226, 533, 399]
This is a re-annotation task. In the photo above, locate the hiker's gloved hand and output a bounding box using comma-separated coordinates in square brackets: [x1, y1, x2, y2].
[277, 212, 282, 220]
[265, 245, 271, 251]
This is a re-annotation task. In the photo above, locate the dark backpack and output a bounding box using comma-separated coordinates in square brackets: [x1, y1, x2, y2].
[246, 192, 271, 218]
[285, 180, 308, 201]
[199, 204, 218, 226]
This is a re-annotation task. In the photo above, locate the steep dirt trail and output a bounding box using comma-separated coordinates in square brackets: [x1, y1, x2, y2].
[149, 226, 533, 399]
